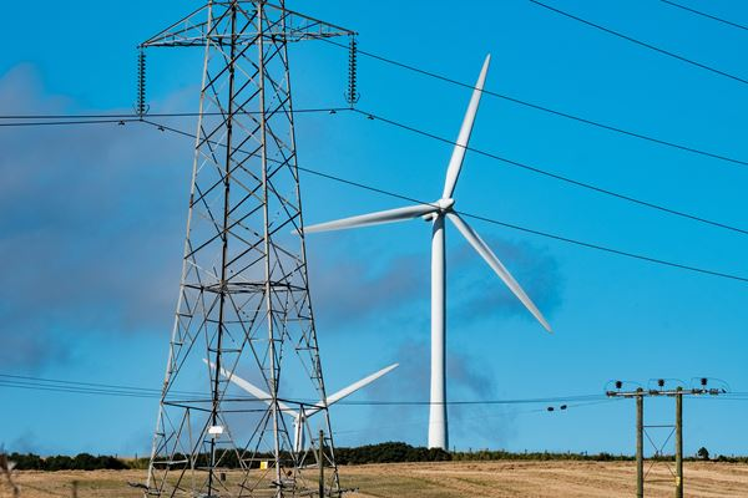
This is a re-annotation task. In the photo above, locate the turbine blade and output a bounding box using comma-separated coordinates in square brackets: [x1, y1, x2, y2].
[446, 213, 552, 332]
[305, 363, 400, 416]
[202, 359, 299, 415]
[301, 204, 438, 234]
[442, 54, 491, 200]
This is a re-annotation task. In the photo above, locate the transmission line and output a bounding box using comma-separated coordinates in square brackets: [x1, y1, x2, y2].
[0, 107, 348, 122]
[5, 110, 748, 237]
[0, 379, 159, 399]
[529, 0, 748, 86]
[333, 398, 621, 437]
[0, 118, 142, 128]
[353, 108, 748, 237]
[298, 164, 748, 284]
[457, 211, 748, 284]
[5, 373, 747, 407]
[320, 38, 748, 168]
[142, 118, 748, 285]
[660, 0, 748, 32]
[15, 109, 740, 240]
[0, 373, 198, 397]
[0, 374, 604, 406]
[332, 395, 604, 406]
[2, 115, 744, 283]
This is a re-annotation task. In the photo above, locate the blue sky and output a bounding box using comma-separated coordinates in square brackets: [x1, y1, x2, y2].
[1, 0, 747, 458]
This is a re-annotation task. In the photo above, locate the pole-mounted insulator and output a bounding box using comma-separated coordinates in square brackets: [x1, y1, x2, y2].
[136, 48, 150, 118]
[344, 35, 360, 106]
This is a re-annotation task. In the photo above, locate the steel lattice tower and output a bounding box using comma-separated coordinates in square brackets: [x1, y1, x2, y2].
[140, 2, 354, 496]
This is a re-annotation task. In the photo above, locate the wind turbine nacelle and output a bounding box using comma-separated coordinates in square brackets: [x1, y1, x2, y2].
[422, 198, 455, 222]
[436, 198, 455, 210]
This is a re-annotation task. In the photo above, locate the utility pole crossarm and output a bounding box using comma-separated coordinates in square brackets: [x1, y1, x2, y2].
[607, 388, 724, 398]
[142, 2, 355, 48]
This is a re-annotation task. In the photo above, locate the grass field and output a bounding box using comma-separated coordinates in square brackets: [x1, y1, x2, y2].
[3, 461, 748, 497]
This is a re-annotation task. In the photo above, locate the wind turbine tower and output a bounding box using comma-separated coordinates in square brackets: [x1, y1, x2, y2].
[302, 55, 552, 450]
[140, 2, 355, 496]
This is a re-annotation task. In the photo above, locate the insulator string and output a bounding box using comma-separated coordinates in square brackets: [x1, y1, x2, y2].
[136, 48, 149, 118]
[345, 35, 360, 106]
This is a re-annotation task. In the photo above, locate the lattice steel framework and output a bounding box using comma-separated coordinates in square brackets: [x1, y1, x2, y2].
[141, 2, 354, 496]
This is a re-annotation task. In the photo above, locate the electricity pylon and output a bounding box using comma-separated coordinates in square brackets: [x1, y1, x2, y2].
[140, 2, 354, 496]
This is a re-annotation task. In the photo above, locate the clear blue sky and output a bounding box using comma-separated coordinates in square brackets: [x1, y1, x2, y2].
[1, 0, 747, 458]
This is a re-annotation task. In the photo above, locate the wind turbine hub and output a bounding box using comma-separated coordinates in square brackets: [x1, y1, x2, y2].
[436, 198, 455, 211]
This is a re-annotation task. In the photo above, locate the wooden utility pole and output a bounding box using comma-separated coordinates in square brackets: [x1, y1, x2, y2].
[675, 388, 683, 498]
[318, 429, 325, 498]
[636, 390, 644, 498]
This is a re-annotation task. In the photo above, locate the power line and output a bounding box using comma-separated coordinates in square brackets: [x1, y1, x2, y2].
[320, 38, 748, 169]
[353, 108, 748, 237]
[5, 111, 748, 240]
[5, 115, 743, 283]
[14, 108, 743, 239]
[0, 107, 347, 125]
[0, 118, 141, 128]
[333, 395, 604, 406]
[0, 373, 605, 406]
[529, 0, 748, 86]
[144, 118, 748, 285]
[333, 398, 619, 437]
[301, 163, 748, 284]
[699, 396, 748, 402]
[4, 373, 747, 424]
[457, 212, 748, 284]
[660, 0, 748, 32]
[0, 379, 160, 399]
[0, 373, 196, 397]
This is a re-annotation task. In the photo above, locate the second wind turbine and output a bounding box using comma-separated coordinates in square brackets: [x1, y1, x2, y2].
[302, 54, 552, 450]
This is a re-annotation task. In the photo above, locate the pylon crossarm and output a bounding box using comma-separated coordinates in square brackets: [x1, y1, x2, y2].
[142, 1, 354, 48]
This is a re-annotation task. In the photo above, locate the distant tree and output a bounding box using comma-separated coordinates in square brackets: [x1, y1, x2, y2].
[45, 455, 74, 471]
[9, 453, 43, 470]
[697, 447, 710, 461]
[73, 453, 98, 471]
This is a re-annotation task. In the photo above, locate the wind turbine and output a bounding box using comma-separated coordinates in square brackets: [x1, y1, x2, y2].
[300, 54, 552, 450]
[204, 359, 398, 453]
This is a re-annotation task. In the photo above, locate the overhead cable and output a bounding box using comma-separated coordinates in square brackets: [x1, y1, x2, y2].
[333, 398, 621, 436]
[0, 374, 604, 406]
[353, 108, 748, 237]
[4, 111, 748, 239]
[0, 118, 142, 128]
[11, 109, 743, 239]
[0, 107, 348, 122]
[529, 0, 748, 86]
[660, 0, 748, 32]
[319, 38, 748, 168]
[142, 118, 748, 285]
[3, 115, 743, 284]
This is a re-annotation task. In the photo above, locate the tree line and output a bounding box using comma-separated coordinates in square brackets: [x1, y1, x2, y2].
[7, 453, 127, 471]
[5, 443, 747, 471]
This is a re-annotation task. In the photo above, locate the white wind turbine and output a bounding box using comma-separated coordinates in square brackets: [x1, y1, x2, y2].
[300, 54, 552, 450]
[204, 359, 398, 453]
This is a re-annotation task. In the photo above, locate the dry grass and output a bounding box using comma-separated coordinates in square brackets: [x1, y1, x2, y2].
[2, 461, 748, 497]
[344, 461, 748, 497]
